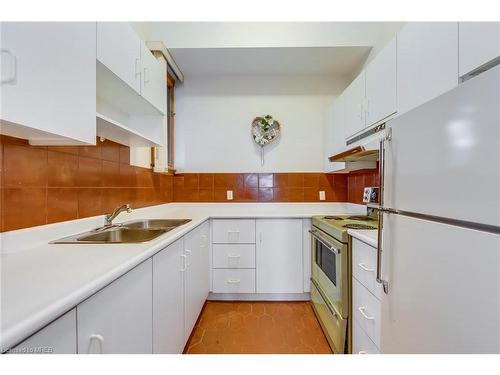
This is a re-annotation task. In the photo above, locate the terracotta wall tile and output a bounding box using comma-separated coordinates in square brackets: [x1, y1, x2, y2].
[273, 188, 289, 202]
[303, 188, 319, 201]
[4, 144, 47, 187]
[48, 151, 78, 187]
[47, 188, 78, 223]
[288, 174, 303, 188]
[239, 187, 258, 201]
[199, 174, 214, 189]
[119, 145, 130, 164]
[78, 142, 101, 159]
[289, 188, 304, 202]
[273, 173, 288, 188]
[0, 136, 167, 232]
[78, 188, 102, 218]
[303, 173, 320, 188]
[258, 174, 274, 188]
[3, 188, 47, 231]
[184, 174, 199, 189]
[78, 156, 102, 187]
[101, 161, 121, 187]
[199, 189, 214, 201]
[100, 140, 120, 162]
[244, 173, 258, 188]
[258, 188, 273, 202]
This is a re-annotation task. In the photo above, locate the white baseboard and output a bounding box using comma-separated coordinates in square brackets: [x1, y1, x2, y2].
[207, 292, 310, 301]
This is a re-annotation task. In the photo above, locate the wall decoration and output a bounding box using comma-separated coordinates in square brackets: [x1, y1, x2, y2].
[251, 115, 281, 166]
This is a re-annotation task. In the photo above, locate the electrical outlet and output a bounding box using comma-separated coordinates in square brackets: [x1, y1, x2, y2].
[227, 190, 233, 200]
[319, 191, 326, 201]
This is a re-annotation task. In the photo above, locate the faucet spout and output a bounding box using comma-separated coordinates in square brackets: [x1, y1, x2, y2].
[104, 204, 132, 226]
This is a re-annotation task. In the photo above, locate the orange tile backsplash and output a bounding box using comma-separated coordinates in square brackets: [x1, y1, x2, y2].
[0, 134, 379, 232]
[172, 173, 349, 203]
[0, 135, 173, 232]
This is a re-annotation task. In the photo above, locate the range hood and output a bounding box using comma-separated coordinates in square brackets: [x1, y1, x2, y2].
[326, 123, 385, 173]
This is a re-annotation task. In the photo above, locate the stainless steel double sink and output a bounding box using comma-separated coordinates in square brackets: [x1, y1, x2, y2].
[51, 219, 191, 244]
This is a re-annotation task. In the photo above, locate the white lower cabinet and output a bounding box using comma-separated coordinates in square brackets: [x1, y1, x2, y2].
[353, 321, 380, 354]
[153, 238, 186, 354]
[77, 259, 153, 354]
[256, 219, 303, 294]
[10, 309, 77, 354]
[184, 221, 210, 342]
[213, 244, 256, 268]
[212, 269, 256, 293]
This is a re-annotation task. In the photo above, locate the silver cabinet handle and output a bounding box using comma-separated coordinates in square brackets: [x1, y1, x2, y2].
[358, 263, 375, 272]
[358, 351, 367, 354]
[185, 249, 192, 266]
[227, 254, 240, 258]
[89, 334, 104, 354]
[227, 279, 240, 284]
[358, 306, 375, 321]
[1, 49, 17, 84]
[143, 67, 149, 84]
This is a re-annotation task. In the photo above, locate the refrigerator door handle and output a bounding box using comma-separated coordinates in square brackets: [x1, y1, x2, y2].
[373, 129, 392, 295]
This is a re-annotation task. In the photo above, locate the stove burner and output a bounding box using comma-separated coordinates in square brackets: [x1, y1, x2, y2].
[345, 216, 375, 221]
[343, 224, 377, 229]
[323, 216, 343, 220]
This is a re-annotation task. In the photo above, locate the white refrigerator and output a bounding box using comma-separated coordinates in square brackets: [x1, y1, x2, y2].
[373, 64, 500, 353]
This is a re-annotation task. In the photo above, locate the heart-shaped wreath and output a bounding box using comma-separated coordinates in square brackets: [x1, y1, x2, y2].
[251, 115, 281, 147]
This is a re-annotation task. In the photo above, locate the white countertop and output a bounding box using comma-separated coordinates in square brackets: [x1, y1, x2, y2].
[0, 202, 365, 350]
[347, 228, 378, 247]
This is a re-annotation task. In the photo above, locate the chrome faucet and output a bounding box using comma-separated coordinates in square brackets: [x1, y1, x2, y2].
[104, 204, 132, 226]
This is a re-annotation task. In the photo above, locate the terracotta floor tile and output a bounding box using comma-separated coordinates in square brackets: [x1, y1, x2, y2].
[185, 301, 332, 354]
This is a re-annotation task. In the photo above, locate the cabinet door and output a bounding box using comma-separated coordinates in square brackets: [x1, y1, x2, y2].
[153, 239, 186, 354]
[344, 71, 366, 139]
[0, 22, 96, 144]
[140, 44, 167, 114]
[10, 309, 77, 354]
[184, 221, 210, 341]
[77, 259, 153, 354]
[459, 22, 500, 77]
[97, 22, 141, 94]
[397, 22, 458, 115]
[324, 96, 346, 172]
[256, 219, 303, 293]
[365, 38, 397, 126]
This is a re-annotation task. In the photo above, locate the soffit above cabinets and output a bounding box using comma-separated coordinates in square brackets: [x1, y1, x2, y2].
[168, 47, 372, 77]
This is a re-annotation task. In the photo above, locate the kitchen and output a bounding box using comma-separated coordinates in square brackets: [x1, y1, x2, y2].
[1, 2, 499, 372]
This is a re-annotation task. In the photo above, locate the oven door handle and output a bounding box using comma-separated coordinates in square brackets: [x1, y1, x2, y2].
[311, 278, 342, 318]
[309, 229, 340, 254]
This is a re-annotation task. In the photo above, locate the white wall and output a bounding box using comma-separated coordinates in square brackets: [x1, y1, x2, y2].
[175, 74, 348, 172]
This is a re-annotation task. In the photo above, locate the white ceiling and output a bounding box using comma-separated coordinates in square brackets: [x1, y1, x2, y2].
[169, 46, 371, 77]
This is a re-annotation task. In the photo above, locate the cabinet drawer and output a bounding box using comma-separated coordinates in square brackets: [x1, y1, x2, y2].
[212, 269, 255, 293]
[212, 219, 255, 243]
[353, 321, 380, 354]
[351, 238, 382, 300]
[352, 278, 381, 348]
[213, 244, 256, 269]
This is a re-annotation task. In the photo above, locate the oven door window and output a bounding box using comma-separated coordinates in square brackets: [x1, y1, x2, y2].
[315, 240, 337, 286]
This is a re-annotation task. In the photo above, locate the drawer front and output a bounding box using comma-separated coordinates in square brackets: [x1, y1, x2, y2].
[213, 244, 256, 269]
[352, 238, 382, 300]
[212, 219, 255, 243]
[352, 278, 381, 348]
[212, 269, 256, 293]
[353, 321, 380, 354]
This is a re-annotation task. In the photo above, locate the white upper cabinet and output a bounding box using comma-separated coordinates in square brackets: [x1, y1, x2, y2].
[365, 38, 397, 126]
[256, 219, 303, 294]
[97, 22, 141, 94]
[0, 22, 96, 145]
[324, 96, 347, 172]
[459, 22, 500, 78]
[77, 259, 153, 354]
[140, 44, 167, 114]
[343, 71, 366, 139]
[397, 22, 459, 115]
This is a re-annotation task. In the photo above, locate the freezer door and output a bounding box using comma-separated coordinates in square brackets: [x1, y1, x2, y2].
[380, 214, 500, 353]
[384, 64, 500, 226]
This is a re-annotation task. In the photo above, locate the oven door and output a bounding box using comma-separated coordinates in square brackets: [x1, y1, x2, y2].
[310, 228, 347, 318]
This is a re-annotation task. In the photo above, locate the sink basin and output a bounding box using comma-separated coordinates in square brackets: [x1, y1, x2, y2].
[122, 219, 191, 230]
[51, 218, 191, 244]
[76, 228, 167, 243]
